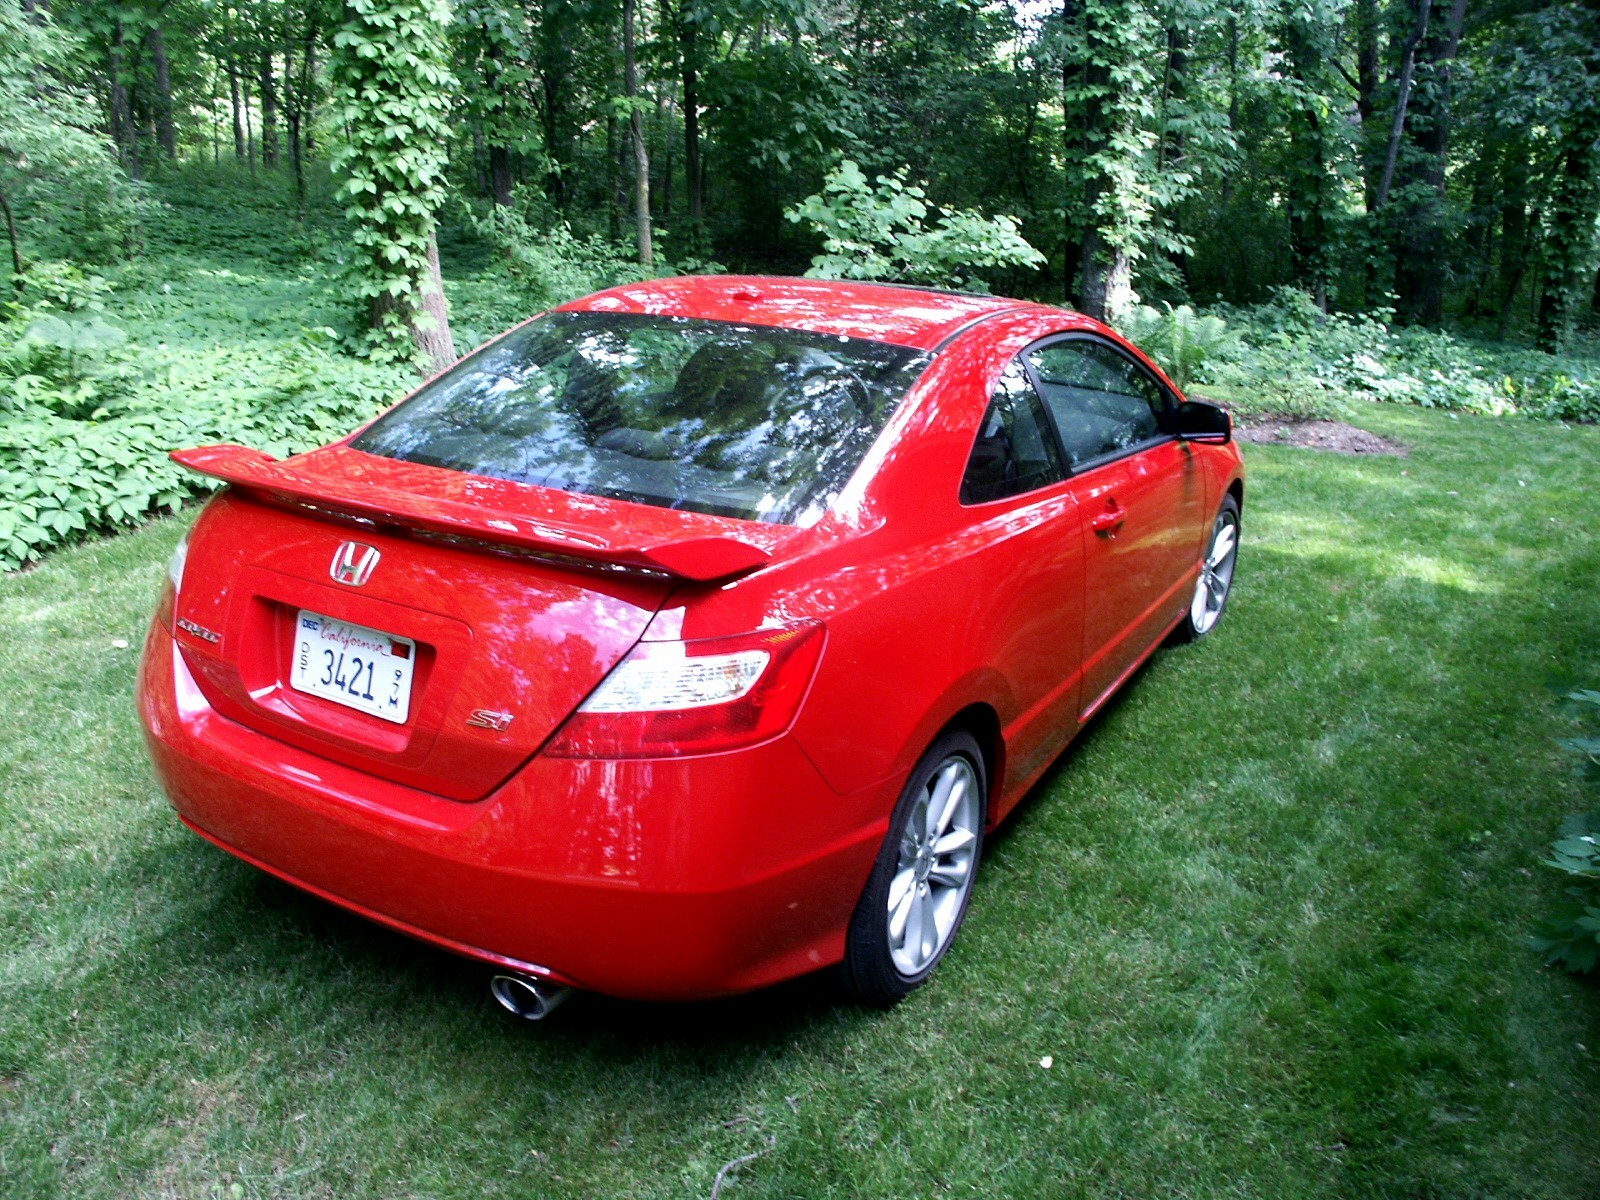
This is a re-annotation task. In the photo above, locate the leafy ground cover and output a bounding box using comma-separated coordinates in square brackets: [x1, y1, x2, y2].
[4, 167, 1600, 574]
[2, 400, 1598, 1197]
[0, 166, 615, 572]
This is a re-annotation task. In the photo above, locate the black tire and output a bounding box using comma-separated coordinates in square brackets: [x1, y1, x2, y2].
[839, 730, 987, 1006]
[1171, 495, 1240, 644]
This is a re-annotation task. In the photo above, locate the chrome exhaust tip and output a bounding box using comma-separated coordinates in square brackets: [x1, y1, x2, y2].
[490, 973, 573, 1021]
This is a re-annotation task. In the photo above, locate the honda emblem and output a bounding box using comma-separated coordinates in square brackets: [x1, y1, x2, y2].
[330, 541, 381, 587]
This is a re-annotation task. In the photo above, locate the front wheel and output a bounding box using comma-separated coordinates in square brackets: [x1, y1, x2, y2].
[1172, 495, 1240, 643]
[840, 730, 986, 1006]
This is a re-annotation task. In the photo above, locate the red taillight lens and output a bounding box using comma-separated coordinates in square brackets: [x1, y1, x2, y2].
[544, 621, 825, 758]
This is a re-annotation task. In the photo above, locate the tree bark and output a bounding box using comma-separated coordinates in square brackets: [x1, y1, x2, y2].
[149, 25, 177, 160]
[681, 15, 703, 228]
[1161, 23, 1189, 286]
[1373, 0, 1433, 212]
[487, 144, 514, 207]
[412, 231, 457, 372]
[243, 66, 257, 175]
[372, 231, 457, 373]
[1355, 0, 1381, 207]
[0, 190, 24, 288]
[260, 50, 280, 168]
[1536, 133, 1600, 350]
[1283, 16, 1331, 310]
[624, 0, 653, 268]
[605, 107, 621, 241]
[1392, 0, 1467, 325]
[1220, 16, 1239, 206]
[109, 21, 139, 177]
[1080, 228, 1131, 322]
[228, 43, 246, 162]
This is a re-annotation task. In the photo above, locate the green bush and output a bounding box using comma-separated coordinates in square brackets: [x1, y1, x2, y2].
[1116, 303, 1233, 390]
[1532, 688, 1600, 973]
[785, 160, 1045, 291]
[1200, 288, 1600, 423]
[460, 203, 657, 307]
[0, 269, 411, 570]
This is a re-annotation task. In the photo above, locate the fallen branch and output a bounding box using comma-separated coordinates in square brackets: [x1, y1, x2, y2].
[709, 1135, 776, 1199]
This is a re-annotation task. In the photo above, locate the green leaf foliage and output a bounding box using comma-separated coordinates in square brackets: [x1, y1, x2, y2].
[0, 0, 137, 265]
[327, 0, 458, 360]
[786, 160, 1044, 291]
[1533, 690, 1600, 974]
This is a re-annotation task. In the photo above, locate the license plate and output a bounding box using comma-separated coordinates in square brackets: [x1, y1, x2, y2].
[290, 610, 416, 724]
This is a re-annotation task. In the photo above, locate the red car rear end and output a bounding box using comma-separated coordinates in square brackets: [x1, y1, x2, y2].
[138, 276, 1244, 1008]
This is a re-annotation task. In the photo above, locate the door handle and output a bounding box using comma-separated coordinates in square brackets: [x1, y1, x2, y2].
[1091, 500, 1125, 538]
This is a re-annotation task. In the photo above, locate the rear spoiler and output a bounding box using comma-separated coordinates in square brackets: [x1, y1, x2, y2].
[170, 444, 775, 583]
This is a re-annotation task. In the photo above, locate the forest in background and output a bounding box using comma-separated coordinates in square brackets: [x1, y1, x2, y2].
[2, 0, 1599, 569]
[7, 0, 1600, 344]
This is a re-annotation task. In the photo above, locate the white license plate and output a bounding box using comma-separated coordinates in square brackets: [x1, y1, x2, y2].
[290, 610, 415, 724]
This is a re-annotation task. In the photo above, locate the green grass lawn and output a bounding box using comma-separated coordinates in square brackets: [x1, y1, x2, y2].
[2, 404, 1599, 1198]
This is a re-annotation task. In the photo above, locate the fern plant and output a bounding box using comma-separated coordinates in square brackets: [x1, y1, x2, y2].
[1116, 303, 1232, 389]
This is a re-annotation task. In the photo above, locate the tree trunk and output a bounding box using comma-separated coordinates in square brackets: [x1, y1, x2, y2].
[1392, 0, 1467, 325]
[1373, 0, 1433, 212]
[260, 50, 280, 168]
[149, 25, 177, 160]
[1355, 0, 1381, 207]
[1161, 24, 1189, 285]
[624, 0, 653, 268]
[1080, 228, 1132, 322]
[1220, 16, 1238, 206]
[1536, 134, 1600, 350]
[243, 67, 257, 175]
[488, 144, 514, 207]
[413, 231, 456, 372]
[0, 190, 24, 288]
[681, 17, 703, 228]
[1060, 0, 1091, 306]
[606, 108, 621, 241]
[109, 21, 139, 177]
[1283, 17, 1331, 310]
[228, 46, 246, 162]
[655, 86, 672, 216]
[373, 231, 457, 373]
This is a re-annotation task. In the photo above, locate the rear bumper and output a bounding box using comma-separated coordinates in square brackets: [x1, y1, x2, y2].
[137, 624, 889, 1001]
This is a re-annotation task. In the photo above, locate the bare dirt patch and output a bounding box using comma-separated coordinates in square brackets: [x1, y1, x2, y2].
[1231, 415, 1407, 456]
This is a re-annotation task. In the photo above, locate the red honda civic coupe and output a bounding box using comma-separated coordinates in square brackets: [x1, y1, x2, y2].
[137, 276, 1243, 1016]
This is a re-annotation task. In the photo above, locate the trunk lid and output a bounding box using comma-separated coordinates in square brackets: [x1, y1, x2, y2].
[169, 445, 791, 801]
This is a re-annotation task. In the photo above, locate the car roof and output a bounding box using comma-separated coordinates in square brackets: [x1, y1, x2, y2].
[559, 275, 1083, 352]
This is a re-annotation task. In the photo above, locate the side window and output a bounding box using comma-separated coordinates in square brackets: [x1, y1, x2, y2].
[960, 360, 1066, 505]
[1026, 340, 1168, 468]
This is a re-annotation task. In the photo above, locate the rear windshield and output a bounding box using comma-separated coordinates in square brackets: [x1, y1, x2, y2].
[351, 311, 930, 525]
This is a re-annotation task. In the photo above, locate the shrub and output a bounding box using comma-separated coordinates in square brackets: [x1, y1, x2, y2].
[785, 160, 1045, 291]
[459, 203, 656, 310]
[0, 271, 411, 570]
[1202, 288, 1600, 423]
[1532, 688, 1600, 973]
[1116, 303, 1233, 389]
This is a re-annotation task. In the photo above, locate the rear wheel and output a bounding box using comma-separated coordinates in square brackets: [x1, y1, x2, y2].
[840, 730, 986, 1006]
[1173, 495, 1240, 643]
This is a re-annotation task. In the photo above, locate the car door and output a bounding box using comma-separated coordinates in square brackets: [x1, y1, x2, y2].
[1023, 335, 1207, 718]
[954, 357, 1087, 794]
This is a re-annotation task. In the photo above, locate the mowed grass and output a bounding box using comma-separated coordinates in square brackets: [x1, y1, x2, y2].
[2, 405, 1598, 1198]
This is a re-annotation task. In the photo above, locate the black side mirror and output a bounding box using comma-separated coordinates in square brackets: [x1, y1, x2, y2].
[1175, 399, 1231, 444]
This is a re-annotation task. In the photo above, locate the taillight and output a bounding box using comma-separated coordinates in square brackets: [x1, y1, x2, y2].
[153, 530, 190, 631]
[545, 621, 825, 758]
